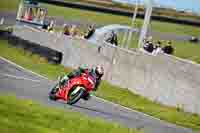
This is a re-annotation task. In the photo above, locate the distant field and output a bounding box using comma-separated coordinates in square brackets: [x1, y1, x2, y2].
[44, 3, 200, 36]
[66, 0, 200, 22]
[170, 41, 200, 63]
[1, 0, 200, 36]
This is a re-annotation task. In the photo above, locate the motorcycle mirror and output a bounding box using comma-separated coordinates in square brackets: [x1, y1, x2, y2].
[58, 76, 61, 81]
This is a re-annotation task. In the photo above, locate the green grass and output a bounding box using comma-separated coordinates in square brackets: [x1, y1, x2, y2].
[0, 37, 200, 131]
[0, 95, 139, 133]
[97, 82, 200, 131]
[44, 3, 200, 36]
[0, 0, 19, 12]
[0, 39, 71, 79]
[1, 0, 200, 36]
[172, 41, 200, 63]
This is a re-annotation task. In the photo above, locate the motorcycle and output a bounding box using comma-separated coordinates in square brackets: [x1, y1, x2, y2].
[49, 71, 96, 105]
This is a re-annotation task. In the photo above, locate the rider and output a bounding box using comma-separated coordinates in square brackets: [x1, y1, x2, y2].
[59, 65, 104, 100]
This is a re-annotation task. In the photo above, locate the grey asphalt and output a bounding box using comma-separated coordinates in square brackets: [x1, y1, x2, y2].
[0, 57, 197, 133]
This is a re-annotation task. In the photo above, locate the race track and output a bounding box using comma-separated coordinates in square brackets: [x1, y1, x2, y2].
[0, 57, 196, 133]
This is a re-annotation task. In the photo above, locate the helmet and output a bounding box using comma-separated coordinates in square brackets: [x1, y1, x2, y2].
[95, 65, 104, 79]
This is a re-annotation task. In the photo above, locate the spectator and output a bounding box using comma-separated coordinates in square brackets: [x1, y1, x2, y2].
[162, 41, 174, 55]
[106, 30, 118, 46]
[47, 20, 55, 33]
[143, 38, 154, 53]
[84, 25, 95, 39]
[143, 38, 149, 50]
[189, 36, 199, 43]
[39, 9, 46, 24]
[0, 17, 4, 25]
[24, 7, 33, 21]
[152, 41, 163, 55]
[70, 25, 78, 37]
[63, 24, 71, 36]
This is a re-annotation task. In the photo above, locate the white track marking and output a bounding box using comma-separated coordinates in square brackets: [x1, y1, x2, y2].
[0, 56, 49, 80]
[0, 73, 41, 83]
[93, 96, 164, 122]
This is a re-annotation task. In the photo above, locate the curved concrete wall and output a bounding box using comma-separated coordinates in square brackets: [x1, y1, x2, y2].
[13, 27, 200, 114]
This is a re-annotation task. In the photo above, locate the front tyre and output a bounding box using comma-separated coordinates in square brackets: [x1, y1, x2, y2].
[67, 86, 85, 105]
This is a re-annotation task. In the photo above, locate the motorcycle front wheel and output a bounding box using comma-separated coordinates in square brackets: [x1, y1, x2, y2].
[67, 86, 85, 105]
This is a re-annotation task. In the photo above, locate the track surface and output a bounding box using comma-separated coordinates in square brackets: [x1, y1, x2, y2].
[0, 57, 196, 133]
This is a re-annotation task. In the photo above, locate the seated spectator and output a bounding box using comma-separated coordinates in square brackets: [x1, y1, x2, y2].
[162, 41, 174, 55]
[152, 41, 163, 55]
[84, 25, 95, 39]
[63, 24, 71, 36]
[189, 36, 199, 43]
[143, 39, 154, 53]
[70, 25, 78, 37]
[105, 30, 118, 46]
[39, 9, 46, 24]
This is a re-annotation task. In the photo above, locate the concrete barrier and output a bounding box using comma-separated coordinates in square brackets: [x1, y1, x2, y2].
[12, 26, 200, 114]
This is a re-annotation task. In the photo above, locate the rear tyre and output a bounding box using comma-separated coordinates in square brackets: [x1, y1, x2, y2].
[49, 83, 59, 101]
[67, 86, 85, 105]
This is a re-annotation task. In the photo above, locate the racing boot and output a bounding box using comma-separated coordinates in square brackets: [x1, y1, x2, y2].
[82, 92, 92, 101]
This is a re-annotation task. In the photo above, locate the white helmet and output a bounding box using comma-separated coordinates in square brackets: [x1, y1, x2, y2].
[95, 65, 104, 79]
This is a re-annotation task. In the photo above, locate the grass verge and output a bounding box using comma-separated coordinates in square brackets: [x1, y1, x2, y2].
[0, 37, 200, 131]
[0, 95, 139, 133]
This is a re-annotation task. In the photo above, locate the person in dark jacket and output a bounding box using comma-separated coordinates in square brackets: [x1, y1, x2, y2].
[162, 41, 174, 55]
[106, 31, 118, 46]
[84, 25, 95, 39]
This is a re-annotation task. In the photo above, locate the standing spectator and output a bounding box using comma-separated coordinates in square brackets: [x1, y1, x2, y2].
[39, 9, 46, 24]
[47, 20, 55, 33]
[24, 7, 33, 21]
[106, 30, 118, 46]
[84, 25, 95, 39]
[162, 41, 174, 55]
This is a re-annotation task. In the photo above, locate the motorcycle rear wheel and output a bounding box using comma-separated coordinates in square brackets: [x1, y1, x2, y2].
[49, 83, 59, 101]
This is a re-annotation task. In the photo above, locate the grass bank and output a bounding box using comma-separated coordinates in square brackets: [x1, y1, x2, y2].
[0, 95, 138, 133]
[0, 37, 200, 131]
